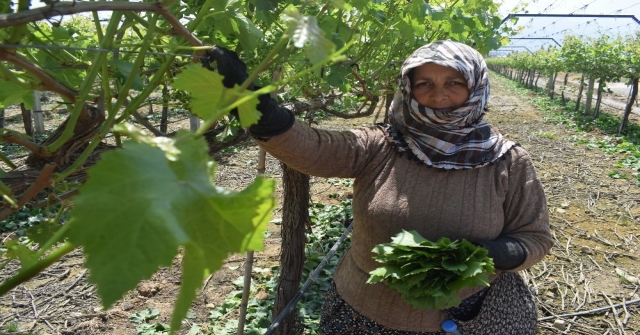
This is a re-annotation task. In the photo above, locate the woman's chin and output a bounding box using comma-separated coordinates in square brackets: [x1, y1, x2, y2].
[431, 108, 455, 113]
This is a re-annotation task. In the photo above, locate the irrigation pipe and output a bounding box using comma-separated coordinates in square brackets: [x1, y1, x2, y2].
[538, 297, 640, 321]
[264, 221, 354, 335]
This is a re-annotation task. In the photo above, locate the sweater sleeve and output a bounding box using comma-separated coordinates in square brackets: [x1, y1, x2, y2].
[252, 120, 384, 178]
[500, 147, 553, 271]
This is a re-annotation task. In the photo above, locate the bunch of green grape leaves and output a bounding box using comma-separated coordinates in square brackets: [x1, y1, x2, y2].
[367, 230, 495, 310]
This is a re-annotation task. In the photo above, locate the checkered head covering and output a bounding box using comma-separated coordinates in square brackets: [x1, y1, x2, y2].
[383, 40, 515, 169]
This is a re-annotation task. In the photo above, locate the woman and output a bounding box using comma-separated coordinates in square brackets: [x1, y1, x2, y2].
[205, 40, 553, 334]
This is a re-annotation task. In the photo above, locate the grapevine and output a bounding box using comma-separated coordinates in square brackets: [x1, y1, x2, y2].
[487, 32, 640, 132]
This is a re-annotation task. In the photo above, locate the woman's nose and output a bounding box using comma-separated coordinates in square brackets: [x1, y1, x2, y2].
[429, 86, 448, 101]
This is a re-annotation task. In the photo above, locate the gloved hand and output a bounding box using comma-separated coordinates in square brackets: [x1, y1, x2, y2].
[474, 237, 526, 270]
[201, 46, 295, 139]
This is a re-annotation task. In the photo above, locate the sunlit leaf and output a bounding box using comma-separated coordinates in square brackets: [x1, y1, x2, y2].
[284, 8, 336, 65]
[231, 11, 264, 52]
[0, 81, 34, 109]
[173, 64, 260, 136]
[67, 131, 275, 330]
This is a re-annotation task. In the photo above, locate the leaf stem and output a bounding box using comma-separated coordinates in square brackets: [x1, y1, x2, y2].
[0, 151, 17, 170]
[114, 56, 175, 124]
[112, 14, 160, 116]
[42, 11, 124, 154]
[55, 16, 160, 181]
[34, 213, 72, 260]
[0, 242, 77, 297]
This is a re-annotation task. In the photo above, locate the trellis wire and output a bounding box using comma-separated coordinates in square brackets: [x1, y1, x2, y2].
[263, 220, 353, 335]
[2, 115, 192, 161]
[0, 43, 204, 59]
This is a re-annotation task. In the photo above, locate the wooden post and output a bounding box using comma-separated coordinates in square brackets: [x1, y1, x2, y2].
[33, 91, 45, 134]
[238, 68, 281, 335]
[594, 78, 604, 118]
[20, 103, 33, 138]
[237, 147, 266, 335]
[189, 115, 200, 131]
[619, 77, 639, 133]
[575, 73, 585, 112]
[584, 76, 596, 116]
[161, 83, 169, 133]
[273, 164, 310, 335]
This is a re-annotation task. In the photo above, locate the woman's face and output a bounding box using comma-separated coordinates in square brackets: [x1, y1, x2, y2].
[410, 63, 470, 112]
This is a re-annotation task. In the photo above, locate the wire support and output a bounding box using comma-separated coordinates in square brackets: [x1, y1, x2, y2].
[0, 43, 203, 59]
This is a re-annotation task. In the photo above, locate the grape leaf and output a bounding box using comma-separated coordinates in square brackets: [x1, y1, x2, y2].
[254, 0, 278, 11]
[172, 65, 261, 127]
[67, 131, 275, 332]
[284, 8, 336, 65]
[390, 229, 428, 247]
[0, 81, 34, 109]
[26, 221, 60, 246]
[368, 230, 494, 310]
[109, 59, 144, 91]
[230, 11, 264, 52]
[3, 240, 37, 268]
[427, 7, 447, 21]
[451, 22, 466, 34]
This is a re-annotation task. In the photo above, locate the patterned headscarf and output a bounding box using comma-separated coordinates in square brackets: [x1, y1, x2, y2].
[383, 40, 516, 169]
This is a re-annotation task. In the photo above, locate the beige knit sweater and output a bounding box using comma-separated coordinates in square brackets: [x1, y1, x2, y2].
[257, 121, 553, 332]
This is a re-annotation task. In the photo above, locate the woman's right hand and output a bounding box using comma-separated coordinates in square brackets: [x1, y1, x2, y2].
[201, 46, 252, 89]
[200, 46, 295, 138]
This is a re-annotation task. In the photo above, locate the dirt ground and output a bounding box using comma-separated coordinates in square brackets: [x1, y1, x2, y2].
[1, 73, 640, 335]
[527, 72, 638, 115]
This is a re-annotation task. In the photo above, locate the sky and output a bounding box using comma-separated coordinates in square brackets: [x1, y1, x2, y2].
[492, 0, 640, 55]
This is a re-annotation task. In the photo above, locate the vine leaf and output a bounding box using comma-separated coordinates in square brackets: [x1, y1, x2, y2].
[284, 8, 336, 65]
[67, 131, 275, 332]
[26, 221, 60, 246]
[230, 11, 264, 52]
[172, 65, 261, 128]
[0, 81, 34, 109]
[109, 59, 144, 91]
[209, 0, 263, 51]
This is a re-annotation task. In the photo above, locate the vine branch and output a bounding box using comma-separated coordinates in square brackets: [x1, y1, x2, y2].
[0, 51, 77, 102]
[351, 68, 374, 101]
[320, 95, 379, 119]
[0, 132, 41, 154]
[0, 164, 56, 222]
[0, 1, 203, 49]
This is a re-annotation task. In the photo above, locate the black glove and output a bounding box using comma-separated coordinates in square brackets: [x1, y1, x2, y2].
[475, 237, 526, 270]
[202, 46, 295, 139]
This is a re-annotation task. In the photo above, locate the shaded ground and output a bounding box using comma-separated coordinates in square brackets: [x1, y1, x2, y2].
[1, 73, 639, 334]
